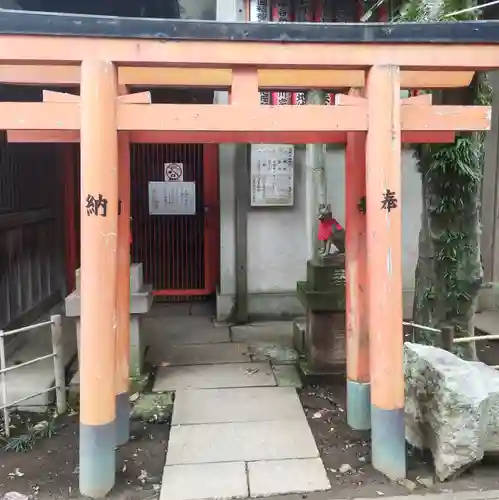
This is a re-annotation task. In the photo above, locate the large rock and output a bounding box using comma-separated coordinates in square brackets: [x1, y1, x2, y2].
[404, 342, 499, 481]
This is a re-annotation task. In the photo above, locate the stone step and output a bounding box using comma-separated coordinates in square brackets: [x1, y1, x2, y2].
[153, 362, 276, 391]
[172, 387, 305, 425]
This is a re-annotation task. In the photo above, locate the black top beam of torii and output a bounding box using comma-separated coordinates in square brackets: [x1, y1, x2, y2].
[0, 8, 499, 43]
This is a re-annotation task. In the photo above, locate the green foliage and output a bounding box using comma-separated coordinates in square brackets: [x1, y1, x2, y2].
[397, 0, 491, 348]
[2, 418, 58, 453]
[3, 433, 36, 453]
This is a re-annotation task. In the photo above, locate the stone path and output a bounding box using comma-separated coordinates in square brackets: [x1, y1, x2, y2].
[148, 313, 330, 500]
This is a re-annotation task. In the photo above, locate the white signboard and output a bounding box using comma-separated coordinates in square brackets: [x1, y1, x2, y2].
[250, 144, 294, 207]
[164, 162, 184, 182]
[148, 181, 196, 215]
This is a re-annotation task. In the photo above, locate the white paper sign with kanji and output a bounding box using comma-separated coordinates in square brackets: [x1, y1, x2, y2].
[251, 144, 295, 207]
[148, 181, 196, 215]
[164, 162, 184, 182]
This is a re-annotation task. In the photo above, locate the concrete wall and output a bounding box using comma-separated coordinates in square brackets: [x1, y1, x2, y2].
[217, 143, 422, 321]
[179, 0, 217, 19]
[215, 0, 422, 321]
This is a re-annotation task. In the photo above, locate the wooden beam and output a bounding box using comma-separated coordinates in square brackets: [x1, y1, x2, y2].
[42, 89, 152, 104]
[402, 94, 433, 105]
[231, 68, 260, 105]
[6, 129, 455, 144]
[117, 104, 490, 132]
[0, 102, 78, 129]
[337, 93, 433, 106]
[402, 105, 490, 131]
[0, 64, 474, 89]
[117, 104, 368, 132]
[117, 91, 151, 104]
[0, 36, 496, 69]
[42, 90, 79, 102]
[0, 64, 80, 85]
[0, 101, 485, 134]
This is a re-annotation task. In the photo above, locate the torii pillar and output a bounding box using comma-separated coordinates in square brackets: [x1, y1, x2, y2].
[116, 130, 131, 446]
[365, 65, 405, 479]
[79, 59, 119, 497]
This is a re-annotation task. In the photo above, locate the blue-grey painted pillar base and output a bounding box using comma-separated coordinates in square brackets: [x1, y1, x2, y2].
[371, 405, 406, 480]
[79, 421, 116, 498]
[116, 392, 130, 446]
[347, 380, 371, 430]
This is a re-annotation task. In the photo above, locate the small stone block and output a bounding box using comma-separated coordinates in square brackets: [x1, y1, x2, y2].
[293, 318, 305, 353]
[153, 362, 276, 391]
[130, 263, 144, 293]
[172, 387, 305, 425]
[166, 420, 319, 465]
[160, 462, 248, 500]
[273, 365, 302, 388]
[248, 458, 331, 497]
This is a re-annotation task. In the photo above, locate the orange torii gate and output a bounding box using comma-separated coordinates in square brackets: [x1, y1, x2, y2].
[0, 9, 495, 498]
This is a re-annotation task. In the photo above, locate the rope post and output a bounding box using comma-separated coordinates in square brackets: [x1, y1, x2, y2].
[440, 325, 455, 352]
[50, 315, 67, 415]
[0, 330, 10, 437]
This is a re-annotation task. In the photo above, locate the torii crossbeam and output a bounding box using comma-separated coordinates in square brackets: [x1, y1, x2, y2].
[0, 9, 496, 498]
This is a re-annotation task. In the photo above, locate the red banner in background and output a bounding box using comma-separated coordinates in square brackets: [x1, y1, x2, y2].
[247, 0, 365, 107]
[293, 0, 314, 105]
[271, 0, 294, 106]
[249, 0, 271, 105]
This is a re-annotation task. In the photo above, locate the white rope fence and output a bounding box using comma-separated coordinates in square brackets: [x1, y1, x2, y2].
[0, 315, 67, 437]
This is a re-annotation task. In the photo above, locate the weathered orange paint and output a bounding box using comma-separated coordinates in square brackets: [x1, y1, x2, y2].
[402, 93, 433, 106]
[6, 129, 457, 144]
[338, 93, 433, 107]
[116, 131, 130, 397]
[0, 102, 78, 129]
[117, 92, 152, 104]
[42, 89, 79, 102]
[203, 144, 220, 295]
[0, 36, 497, 69]
[79, 59, 118, 427]
[7, 130, 80, 142]
[0, 101, 488, 134]
[345, 95, 368, 385]
[366, 65, 404, 411]
[0, 64, 474, 89]
[60, 144, 77, 293]
[231, 67, 260, 105]
[117, 104, 368, 132]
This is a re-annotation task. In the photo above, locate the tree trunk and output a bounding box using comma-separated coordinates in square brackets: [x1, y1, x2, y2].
[412, 84, 483, 360]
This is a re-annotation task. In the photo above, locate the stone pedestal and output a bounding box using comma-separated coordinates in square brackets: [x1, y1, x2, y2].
[296, 254, 346, 373]
[65, 263, 153, 377]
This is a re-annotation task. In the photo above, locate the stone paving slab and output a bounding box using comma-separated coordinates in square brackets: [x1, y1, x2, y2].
[148, 343, 250, 366]
[272, 365, 302, 388]
[143, 316, 230, 346]
[153, 363, 276, 391]
[160, 462, 248, 500]
[166, 420, 319, 465]
[248, 458, 331, 497]
[172, 387, 305, 425]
